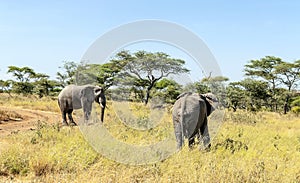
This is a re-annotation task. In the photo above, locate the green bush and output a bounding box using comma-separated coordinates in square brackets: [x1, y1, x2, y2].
[225, 110, 265, 124]
[291, 97, 300, 107]
[292, 106, 300, 116]
[291, 97, 300, 116]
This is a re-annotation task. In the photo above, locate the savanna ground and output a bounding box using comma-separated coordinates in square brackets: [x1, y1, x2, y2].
[0, 93, 300, 183]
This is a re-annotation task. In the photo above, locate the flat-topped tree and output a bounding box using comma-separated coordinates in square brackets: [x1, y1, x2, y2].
[244, 56, 283, 111]
[7, 66, 36, 94]
[275, 60, 300, 114]
[116, 50, 189, 105]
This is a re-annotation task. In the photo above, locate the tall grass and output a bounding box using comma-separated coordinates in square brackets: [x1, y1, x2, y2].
[0, 121, 98, 181]
[0, 100, 300, 182]
[0, 93, 59, 112]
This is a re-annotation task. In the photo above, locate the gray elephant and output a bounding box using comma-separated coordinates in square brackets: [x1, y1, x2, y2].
[172, 92, 218, 150]
[58, 84, 106, 126]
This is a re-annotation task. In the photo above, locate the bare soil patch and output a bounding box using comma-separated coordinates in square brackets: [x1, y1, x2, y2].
[0, 106, 60, 137]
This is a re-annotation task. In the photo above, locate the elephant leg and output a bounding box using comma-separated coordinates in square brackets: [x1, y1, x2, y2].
[175, 126, 183, 150]
[67, 109, 77, 126]
[189, 128, 202, 148]
[84, 108, 91, 121]
[173, 115, 183, 150]
[188, 128, 202, 148]
[200, 117, 211, 150]
[61, 111, 68, 126]
[82, 101, 92, 122]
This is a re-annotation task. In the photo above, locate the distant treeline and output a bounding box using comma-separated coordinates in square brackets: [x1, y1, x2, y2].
[1, 51, 299, 114]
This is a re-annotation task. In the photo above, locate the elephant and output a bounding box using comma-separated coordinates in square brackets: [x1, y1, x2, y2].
[58, 84, 106, 126]
[172, 92, 218, 150]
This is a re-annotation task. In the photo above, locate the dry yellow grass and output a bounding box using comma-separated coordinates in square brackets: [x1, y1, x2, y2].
[0, 97, 300, 182]
[0, 93, 60, 113]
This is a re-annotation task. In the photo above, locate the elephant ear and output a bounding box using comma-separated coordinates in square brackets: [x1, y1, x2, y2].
[93, 87, 102, 103]
[94, 87, 106, 108]
[201, 93, 217, 116]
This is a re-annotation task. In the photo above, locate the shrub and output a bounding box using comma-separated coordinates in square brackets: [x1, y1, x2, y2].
[225, 110, 265, 124]
[291, 106, 300, 116]
[213, 138, 248, 154]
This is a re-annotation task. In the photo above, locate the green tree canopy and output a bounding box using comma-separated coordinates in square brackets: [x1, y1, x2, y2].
[244, 56, 283, 91]
[56, 61, 78, 87]
[275, 60, 300, 91]
[244, 56, 284, 111]
[115, 50, 189, 104]
[75, 60, 128, 90]
[7, 66, 36, 94]
[0, 79, 12, 96]
[7, 66, 36, 82]
[153, 78, 182, 103]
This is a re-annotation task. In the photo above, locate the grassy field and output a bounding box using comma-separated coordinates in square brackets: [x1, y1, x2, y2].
[0, 95, 300, 182]
[0, 93, 60, 113]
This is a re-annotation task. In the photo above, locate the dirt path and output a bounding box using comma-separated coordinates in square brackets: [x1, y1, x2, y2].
[0, 106, 61, 137]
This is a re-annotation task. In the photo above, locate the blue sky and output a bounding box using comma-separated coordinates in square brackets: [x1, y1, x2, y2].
[0, 0, 299, 82]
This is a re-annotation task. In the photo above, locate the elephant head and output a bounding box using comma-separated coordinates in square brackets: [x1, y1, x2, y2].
[80, 85, 106, 122]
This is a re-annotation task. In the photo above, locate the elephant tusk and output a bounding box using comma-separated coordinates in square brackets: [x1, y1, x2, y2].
[100, 104, 104, 108]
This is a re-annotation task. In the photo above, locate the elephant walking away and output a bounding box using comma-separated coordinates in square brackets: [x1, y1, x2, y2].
[58, 85, 106, 126]
[172, 92, 218, 150]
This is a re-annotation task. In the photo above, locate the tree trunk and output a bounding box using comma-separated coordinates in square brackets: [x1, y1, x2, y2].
[145, 89, 150, 105]
[284, 94, 290, 114]
[144, 82, 155, 105]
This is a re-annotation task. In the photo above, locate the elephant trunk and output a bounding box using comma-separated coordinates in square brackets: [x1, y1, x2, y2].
[95, 89, 106, 123]
[100, 107, 105, 123]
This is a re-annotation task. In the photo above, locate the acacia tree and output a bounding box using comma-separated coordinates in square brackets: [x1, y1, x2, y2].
[76, 60, 128, 90]
[115, 50, 189, 104]
[0, 79, 12, 96]
[226, 82, 245, 112]
[275, 60, 300, 113]
[97, 60, 128, 90]
[32, 73, 60, 97]
[226, 79, 270, 111]
[183, 81, 210, 94]
[32, 73, 50, 97]
[56, 61, 78, 87]
[7, 66, 60, 96]
[7, 66, 35, 82]
[275, 60, 300, 91]
[201, 76, 228, 107]
[239, 79, 270, 111]
[244, 56, 283, 111]
[7, 66, 36, 94]
[153, 78, 182, 103]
